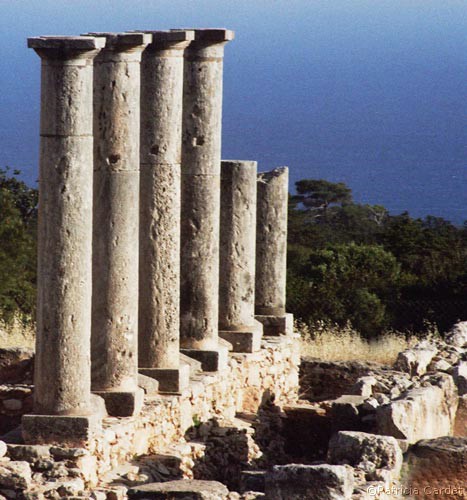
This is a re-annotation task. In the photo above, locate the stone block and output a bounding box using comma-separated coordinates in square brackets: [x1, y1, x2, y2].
[255, 313, 293, 337]
[21, 414, 100, 447]
[7, 443, 51, 463]
[127, 479, 229, 499]
[376, 373, 458, 443]
[180, 353, 203, 374]
[92, 388, 144, 417]
[137, 374, 160, 395]
[219, 323, 262, 353]
[446, 321, 467, 348]
[403, 436, 467, 494]
[328, 431, 403, 478]
[394, 343, 437, 376]
[265, 464, 354, 500]
[454, 394, 467, 437]
[452, 361, 467, 396]
[181, 342, 229, 372]
[139, 364, 190, 394]
[0, 460, 32, 489]
[240, 470, 266, 493]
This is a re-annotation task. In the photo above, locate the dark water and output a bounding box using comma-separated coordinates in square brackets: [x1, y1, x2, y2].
[1, 0, 466, 224]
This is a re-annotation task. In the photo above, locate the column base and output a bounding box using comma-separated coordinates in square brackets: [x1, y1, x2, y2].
[92, 387, 144, 417]
[138, 374, 160, 395]
[255, 313, 294, 336]
[180, 353, 203, 374]
[219, 321, 263, 353]
[139, 364, 190, 394]
[180, 342, 230, 372]
[22, 413, 100, 447]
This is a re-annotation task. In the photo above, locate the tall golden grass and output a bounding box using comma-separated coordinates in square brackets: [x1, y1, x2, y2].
[0, 314, 35, 349]
[0, 313, 440, 366]
[297, 319, 439, 365]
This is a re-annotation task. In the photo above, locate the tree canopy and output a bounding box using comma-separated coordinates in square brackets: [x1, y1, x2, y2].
[287, 178, 467, 337]
[0, 168, 37, 322]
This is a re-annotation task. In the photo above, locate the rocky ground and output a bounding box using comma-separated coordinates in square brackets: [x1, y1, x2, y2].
[0, 322, 465, 499]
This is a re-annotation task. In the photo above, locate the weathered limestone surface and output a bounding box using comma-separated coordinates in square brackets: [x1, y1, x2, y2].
[180, 29, 234, 354]
[89, 32, 150, 416]
[265, 464, 354, 500]
[446, 321, 467, 348]
[1, 335, 298, 496]
[139, 31, 194, 390]
[128, 479, 230, 499]
[454, 394, 467, 436]
[403, 437, 467, 498]
[328, 431, 403, 480]
[255, 167, 288, 317]
[255, 167, 293, 336]
[452, 361, 467, 396]
[25, 36, 105, 424]
[394, 342, 437, 376]
[376, 373, 458, 443]
[219, 160, 262, 352]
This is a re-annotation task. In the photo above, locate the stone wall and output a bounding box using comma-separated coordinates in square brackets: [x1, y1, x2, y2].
[0, 348, 34, 435]
[0, 334, 299, 497]
[93, 335, 299, 477]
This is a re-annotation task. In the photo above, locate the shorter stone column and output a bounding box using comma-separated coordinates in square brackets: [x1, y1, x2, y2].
[255, 167, 294, 336]
[22, 36, 106, 446]
[87, 32, 151, 416]
[138, 30, 193, 393]
[219, 160, 263, 352]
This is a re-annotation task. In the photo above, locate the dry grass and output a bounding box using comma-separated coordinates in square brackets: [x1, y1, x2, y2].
[297, 320, 438, 365]
[0, 314, 35, 349]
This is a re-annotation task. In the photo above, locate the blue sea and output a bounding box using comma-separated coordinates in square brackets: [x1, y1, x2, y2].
[1, 0, 465, 224]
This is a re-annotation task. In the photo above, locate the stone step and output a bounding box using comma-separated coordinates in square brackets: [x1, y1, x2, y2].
[127, 479, 230, 499]
[239, 470, 266, 493]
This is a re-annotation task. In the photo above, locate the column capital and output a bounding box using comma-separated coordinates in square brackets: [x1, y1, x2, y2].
[146, 29, 195, 42]
[138, 30, 194, 52]
[84, 32, 152, 51]
[173, 28, 235, 43]
[28, 36, 105, 60]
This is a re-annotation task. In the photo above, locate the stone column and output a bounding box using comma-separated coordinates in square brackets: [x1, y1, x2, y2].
[179, 29, 234, 371]
[219, 160, 263, 352]
[86, 33, 150, 416]
[22, 36, 105, 446]
[138, 30, 193, 393]
[255, 167, 294, 336]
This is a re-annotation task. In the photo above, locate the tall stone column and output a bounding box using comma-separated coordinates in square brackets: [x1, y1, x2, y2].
[138, 30, 194, 393]
[87, 32, 150, 416]
[255, 167, 294, 336]
[219, 160, 263, 352]
[179, 29, 235, 371]
[22, 36, 105, 446]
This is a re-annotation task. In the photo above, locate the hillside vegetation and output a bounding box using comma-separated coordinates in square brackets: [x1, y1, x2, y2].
[0, 169, 466, 340]
[0, 168, 37, 324]
[287, 179, 467, 337]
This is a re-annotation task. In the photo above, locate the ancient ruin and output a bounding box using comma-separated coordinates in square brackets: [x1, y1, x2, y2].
[0, 28, 465, 500]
